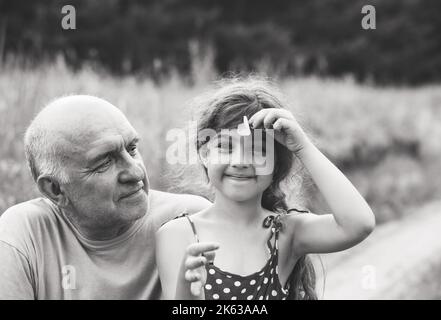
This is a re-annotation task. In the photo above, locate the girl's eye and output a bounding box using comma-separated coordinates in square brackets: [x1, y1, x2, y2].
[253, 145, 266, 156]
[217, 141, 232, 152]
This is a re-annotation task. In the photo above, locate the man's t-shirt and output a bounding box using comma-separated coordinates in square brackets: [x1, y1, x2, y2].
[0, 193, 195, 299]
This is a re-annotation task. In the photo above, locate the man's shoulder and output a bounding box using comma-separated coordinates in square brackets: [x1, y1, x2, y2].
[1, 197, 56, 222]
[148, 190, 211, 228]
[149, 190, 211, 212]
[0, 198, 58, 244]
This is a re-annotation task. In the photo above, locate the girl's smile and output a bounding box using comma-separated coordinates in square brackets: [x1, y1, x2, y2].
[223, 174, 257, 186]
[224, 174, 255, 180]
[223, 171, 257, 180]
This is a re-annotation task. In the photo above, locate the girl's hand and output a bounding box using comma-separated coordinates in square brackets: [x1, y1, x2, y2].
[248, 109, 309, 154]
[177, 242, 219, 298]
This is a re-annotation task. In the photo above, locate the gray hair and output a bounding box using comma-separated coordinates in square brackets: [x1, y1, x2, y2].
[24, 115, 71, 185]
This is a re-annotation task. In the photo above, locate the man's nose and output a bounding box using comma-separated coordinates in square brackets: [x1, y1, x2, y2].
[118, 155, 145, 184]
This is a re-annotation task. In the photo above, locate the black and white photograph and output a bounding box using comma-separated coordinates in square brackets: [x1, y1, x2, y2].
[0, 0, 440, 305]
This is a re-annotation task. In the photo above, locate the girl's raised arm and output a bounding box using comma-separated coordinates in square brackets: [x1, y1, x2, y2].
[290, 138, 375, 254]
[249, 109, 376, 255]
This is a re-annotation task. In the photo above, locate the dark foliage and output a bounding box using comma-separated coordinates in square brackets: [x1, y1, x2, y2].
[0, 0, 439, 84]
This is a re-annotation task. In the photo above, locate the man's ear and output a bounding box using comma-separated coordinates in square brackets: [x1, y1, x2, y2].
[37, 176, 69, 207]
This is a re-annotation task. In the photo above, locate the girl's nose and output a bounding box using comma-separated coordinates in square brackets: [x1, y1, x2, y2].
[231, 162, 250, 169]
[230, 146, 252, 167]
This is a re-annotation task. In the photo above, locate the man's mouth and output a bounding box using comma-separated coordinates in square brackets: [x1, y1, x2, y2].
[120, 184, 145, 200]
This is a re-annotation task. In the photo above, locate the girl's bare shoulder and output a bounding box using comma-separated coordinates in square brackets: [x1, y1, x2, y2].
[156, 213, 197, 243]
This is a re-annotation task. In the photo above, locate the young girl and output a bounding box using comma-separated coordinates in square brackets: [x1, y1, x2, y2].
[156, 78, 375, 300]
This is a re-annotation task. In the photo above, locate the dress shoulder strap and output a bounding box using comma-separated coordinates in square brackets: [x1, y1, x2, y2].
[185, 214, 200, 243]
[287, 207, 310, 214]
[262, 214, 282, 252]
[174, 212, 200, 242]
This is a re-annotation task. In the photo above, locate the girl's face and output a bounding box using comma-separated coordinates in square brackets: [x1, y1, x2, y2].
[203, 129, 274, 202]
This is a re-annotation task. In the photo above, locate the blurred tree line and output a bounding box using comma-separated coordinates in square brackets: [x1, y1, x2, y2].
[0, 0, 439, 84]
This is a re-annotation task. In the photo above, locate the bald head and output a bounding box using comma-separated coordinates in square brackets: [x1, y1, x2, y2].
[35, 95, 127, 135]
[24, 95, 133, 183]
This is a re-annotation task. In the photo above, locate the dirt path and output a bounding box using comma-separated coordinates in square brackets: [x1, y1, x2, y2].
[313, 200, 441, 299]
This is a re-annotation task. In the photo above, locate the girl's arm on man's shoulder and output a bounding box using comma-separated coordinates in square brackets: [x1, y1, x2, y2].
[155, 217, 194, 299]
[156, 217, 217, 300]
[149, 190, 212, 227]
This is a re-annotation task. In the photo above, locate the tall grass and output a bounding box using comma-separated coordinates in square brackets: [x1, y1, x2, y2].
[1, 57, 440, 223]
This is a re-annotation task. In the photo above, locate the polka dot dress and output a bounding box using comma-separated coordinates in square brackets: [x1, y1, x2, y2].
[177, 213, 290, 300]
[204, 226, 289, 300]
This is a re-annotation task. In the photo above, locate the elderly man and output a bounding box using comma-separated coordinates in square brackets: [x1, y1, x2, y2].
[0, 95, 210, 299]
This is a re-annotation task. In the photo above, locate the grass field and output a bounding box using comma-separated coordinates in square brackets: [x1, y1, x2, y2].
[1, 57, 440, 224]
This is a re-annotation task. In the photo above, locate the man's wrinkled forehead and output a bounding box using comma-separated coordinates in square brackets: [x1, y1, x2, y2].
[84, 133, 139, 164]
[55, 115, 138, 162]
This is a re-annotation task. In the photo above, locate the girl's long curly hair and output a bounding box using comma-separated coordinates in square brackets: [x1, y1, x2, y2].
[194, 76, 317, 300]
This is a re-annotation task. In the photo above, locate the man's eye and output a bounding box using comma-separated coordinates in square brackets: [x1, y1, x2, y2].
[128, 145, 138, 156]
[95, 159, 112, 172]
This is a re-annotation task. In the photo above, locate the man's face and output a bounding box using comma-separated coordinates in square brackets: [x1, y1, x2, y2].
[60, 108, 149, 230]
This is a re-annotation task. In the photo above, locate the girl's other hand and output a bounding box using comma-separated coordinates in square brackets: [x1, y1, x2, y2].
[178, 242, 219, 297]
[249, 109, 310, 154]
